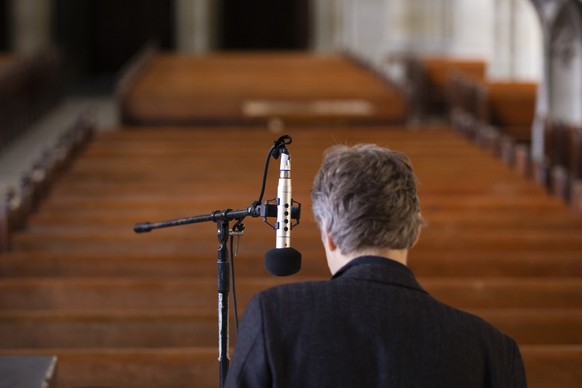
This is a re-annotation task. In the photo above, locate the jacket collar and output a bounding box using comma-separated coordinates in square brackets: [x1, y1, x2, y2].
[332, 255, 427, 294]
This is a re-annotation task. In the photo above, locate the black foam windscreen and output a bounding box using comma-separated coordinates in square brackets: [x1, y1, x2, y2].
[264, 247, 302, 276]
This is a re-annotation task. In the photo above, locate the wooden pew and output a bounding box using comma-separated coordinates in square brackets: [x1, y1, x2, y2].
[0, 308, 581, 349]
[0, 346, 580, 388]
[476, 81, 537, 139]
[402, 55, 486, 122]
[521, 345, 582, 388]
[119, 52, 406, 126]
[2, 248, 582, 279]
[0, 113, 94, 251]
[476, 80, 537, 164]
[542, 120, 582, 208]
[568, 125, 582, 212]
[0, 345, 578, 388]
[448, 70, 483, 134]
[448, 74, 537, 174]
[0, 50, 62, 149]
[544, 120, 570, 200]
[0, 347, 220, 388]
[1, 277, 581, 311]
[476, 309, 582, 345]
[0, 309, 220, 348]
[2, 125, 582, 387]
[116, 43, 157, 125]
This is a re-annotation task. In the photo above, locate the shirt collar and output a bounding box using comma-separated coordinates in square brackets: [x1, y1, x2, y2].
[331, 255, 427, 294]
[332, 255, 411, 279]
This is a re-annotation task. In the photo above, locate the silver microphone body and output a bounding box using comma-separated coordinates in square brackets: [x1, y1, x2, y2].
[264, 147, 301, 276]
[275, 150, 292, 248]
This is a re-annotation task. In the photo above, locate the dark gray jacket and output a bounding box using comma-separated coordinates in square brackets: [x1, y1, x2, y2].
[225, 256, 527, 387]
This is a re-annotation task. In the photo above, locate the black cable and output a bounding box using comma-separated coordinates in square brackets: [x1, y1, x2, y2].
[231, 135, 292, 331]
[255, 135, 292, 205]
[255, 144, 275, 205]
[230, 233, 240, 332]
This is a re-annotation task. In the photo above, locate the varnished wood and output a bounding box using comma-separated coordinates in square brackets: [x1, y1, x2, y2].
[120, 53, 406, 125]
[2, 123, 582, 386]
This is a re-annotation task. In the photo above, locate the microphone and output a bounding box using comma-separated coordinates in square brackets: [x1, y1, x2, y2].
[264, 148, 302, 276]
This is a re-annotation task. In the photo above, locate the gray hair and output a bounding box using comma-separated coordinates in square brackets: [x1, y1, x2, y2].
[311, 144, 424, 255]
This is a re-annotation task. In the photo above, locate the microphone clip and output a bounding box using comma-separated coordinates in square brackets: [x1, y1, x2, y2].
[271, 135, 292, 159]
[260, 198, 301, 230]
[229, 220, 245, 257]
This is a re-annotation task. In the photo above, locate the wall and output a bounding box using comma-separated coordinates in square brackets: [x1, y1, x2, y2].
[313, 0, 542, 83]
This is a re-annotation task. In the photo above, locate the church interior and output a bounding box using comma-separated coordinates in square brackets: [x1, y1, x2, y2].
[1, 0, 582, 386]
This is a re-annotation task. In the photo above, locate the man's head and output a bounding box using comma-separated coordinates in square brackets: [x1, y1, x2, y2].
[311, 144, 424, 260]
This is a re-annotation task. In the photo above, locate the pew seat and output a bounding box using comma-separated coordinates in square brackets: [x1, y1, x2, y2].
[0, 346, 580, 388]
[0, 308, 581, 348]
[119, 53, 406, 125]
[402, 55, 487, 121]
[0, 347, 220, 388]
[2, 249, 582, 278]
[2, 125, 582, 386]
[1, 277, 581, 311]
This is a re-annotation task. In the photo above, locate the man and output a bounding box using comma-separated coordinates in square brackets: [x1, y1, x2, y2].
[225, 144, 527, 387]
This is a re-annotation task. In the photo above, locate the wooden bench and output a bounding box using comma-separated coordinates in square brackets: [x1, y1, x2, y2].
[116, 43, 157, 125]
[477, 309, 582, 345]
[0, 348, 220, 388]
[1, 277, 581, 311]
[2, 124, 582, 388]
[541, 120, 582, 208]
[0, 309, 220, 348]
[402, 55, 486, 122]
[572, 125, 582, 210]
[0, 50, 62, 149]
[521, 345, 582, 388]
[9, 225, 582, 265]
[0, 308, 580, 349]
[448, 74, 537, 174]
[571, 126, 582, 187]
[0, 346, 580, 388]
[476, 81, 537, 161]
[2, 125, 580, 282]
[2, 248, 582, 279]
[118, 52, 406, 126]
[0, 113, 95, 251]
[477, 81, 537, 136]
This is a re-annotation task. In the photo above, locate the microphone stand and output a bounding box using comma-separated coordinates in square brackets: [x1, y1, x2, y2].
[133, 134, 300, 388]
[134, 207, 253, 387]
[134, 203, 300, 387]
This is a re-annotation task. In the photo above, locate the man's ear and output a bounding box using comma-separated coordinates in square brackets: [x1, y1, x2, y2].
[411, 226, 422, 249]
[322, 229, 338, 252]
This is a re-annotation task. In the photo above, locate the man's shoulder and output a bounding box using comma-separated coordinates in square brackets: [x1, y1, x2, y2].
[243, 280, 333, 323]
[251, 279, 339, 307]
[433, 298, 518, 345]
[260, 279, 330, 297]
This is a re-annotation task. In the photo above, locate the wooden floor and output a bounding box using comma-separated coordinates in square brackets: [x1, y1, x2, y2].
[120, 52, 406, 125]
[1, 125, 582, 387]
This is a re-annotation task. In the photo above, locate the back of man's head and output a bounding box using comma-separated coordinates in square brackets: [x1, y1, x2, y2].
[311, 144, 424, 255]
